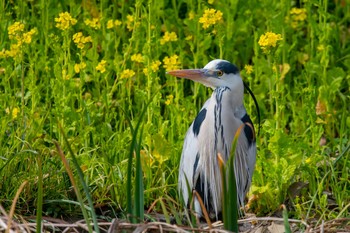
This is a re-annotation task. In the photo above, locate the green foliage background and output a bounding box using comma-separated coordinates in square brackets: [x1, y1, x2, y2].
[0, 0, 349, 222]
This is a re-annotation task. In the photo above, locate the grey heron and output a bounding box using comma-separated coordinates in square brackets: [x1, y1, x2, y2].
[167, 59, 259, 219]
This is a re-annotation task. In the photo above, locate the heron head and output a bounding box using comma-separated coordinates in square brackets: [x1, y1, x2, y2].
[167, 59, 242, 90]
[167, 59, 261, 132]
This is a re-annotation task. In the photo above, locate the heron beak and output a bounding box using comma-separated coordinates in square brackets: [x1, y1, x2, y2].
[167, 69, 207, 81]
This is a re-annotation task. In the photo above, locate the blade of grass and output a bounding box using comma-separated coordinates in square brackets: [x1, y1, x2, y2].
[192, 190, 212, 228]
[218, 153, 227, 225]
[57, 125, 101, 233]
[282, 205, 292, 233]
[6, 181, 28, 233]
[182, 174, 197, 227]
[134, 124, 144, 221]
[53, 140, 94, 233]
[333, 142, 350, 166]
[126, 89, 159, 223]
[158, 198, 170, 223]
[36, 153, 43, 233]
[221, 124, 244, 232]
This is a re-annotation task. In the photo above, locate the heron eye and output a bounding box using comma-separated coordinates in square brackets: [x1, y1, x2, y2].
[217, 70, 223, 77]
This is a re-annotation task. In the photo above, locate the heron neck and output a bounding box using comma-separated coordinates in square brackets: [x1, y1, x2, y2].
[214, 86, 244, 110]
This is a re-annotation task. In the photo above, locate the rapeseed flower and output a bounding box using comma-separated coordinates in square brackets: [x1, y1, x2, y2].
[151, 60, 161, 72]
[258, 32, 283, 53]
[160, 31, 178, 45]
[5, 22, 37, 58]
[72, 32, 92, 49]
[5, 107, 20, 119]
[12, 107, 20, 119]
[22, 29, 37, 44]
[107, 19, 122, 29]
[272, 65, 277, 73]
[55, 12, 77, 30]
[143, 60, 162, 75]
[8, 22, 25, 40]
[96, 60, 107, 73]
[317, 44, 325, 51]
[188, 11, 195, 20]
[131, 53, 144, 63]
[185, 35, 193, 41]
[74, 62, 86, 73]
[120, 69, 135, 79]
[163, 55, 180, 71]
[126, 15, 139, 31]
[5, 43, 21, 58]
[84, 18, 101, 29]
[165, 94, 174, 105]
[288, 8, 307, 29]
[107, 20, 114, 29]
[244, 65, 254, 75]
[62, 69, 70, 80]
[199, 9, 223, 29]
[0, 50, 6, 58]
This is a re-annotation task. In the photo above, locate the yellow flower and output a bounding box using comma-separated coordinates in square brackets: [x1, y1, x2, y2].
[160, 31, 178, 45]
[126, 15, 139, 31]
[8, 22, 25, 39]
[107, 19, 122, 29]
[55, 12, 77, 30]
[5, 43, 21, 58]
[96, 60, 107, 73]
[163, 55, 180, 71]
[188, 11, 195, 20]
[120, 69, 135, 79]
[114, 20, 122, 27]
[258, 32, 283, 52]
[84, 18, 101, 29]
[62, 69, 70, 80]
[165, 94, 174, 105]
[73, 32, 92, 49]
[151, 60, 161, 72]
[317, 44, 325, 51]
[22, 28, 37, 44]
[6, 22, 37, 51]
[74, 62, 86, 73]
[107, 20, 114, 29]
[185, 35, 193, 41]
[272, 65, 278, 73]
[143, 60, 162, 75]
[199, 8, 223, 29]
[290, 8, 307, 21]
[0, 50, 6, 58]
[208, 0, 215, 4]
[288, 8, 307, 29]
[74, 64, 80, 73]
[12, 107, 20, 119]
[143, 67, 148, 75]
[244, 65, 254, 75]
[131, 53, 144, 63]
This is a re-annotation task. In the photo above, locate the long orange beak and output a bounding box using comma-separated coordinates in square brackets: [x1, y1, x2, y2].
[167, 69, 206, 81]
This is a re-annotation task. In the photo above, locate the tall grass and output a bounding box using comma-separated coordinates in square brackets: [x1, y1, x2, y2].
[0, 0, 349, 226]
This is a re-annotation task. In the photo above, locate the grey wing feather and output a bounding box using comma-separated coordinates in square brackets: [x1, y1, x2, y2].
[178, 100, 211, 210]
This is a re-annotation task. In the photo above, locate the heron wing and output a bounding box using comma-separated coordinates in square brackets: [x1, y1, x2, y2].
[234, 113, 256, 207]
[178, 100, 211, 207]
